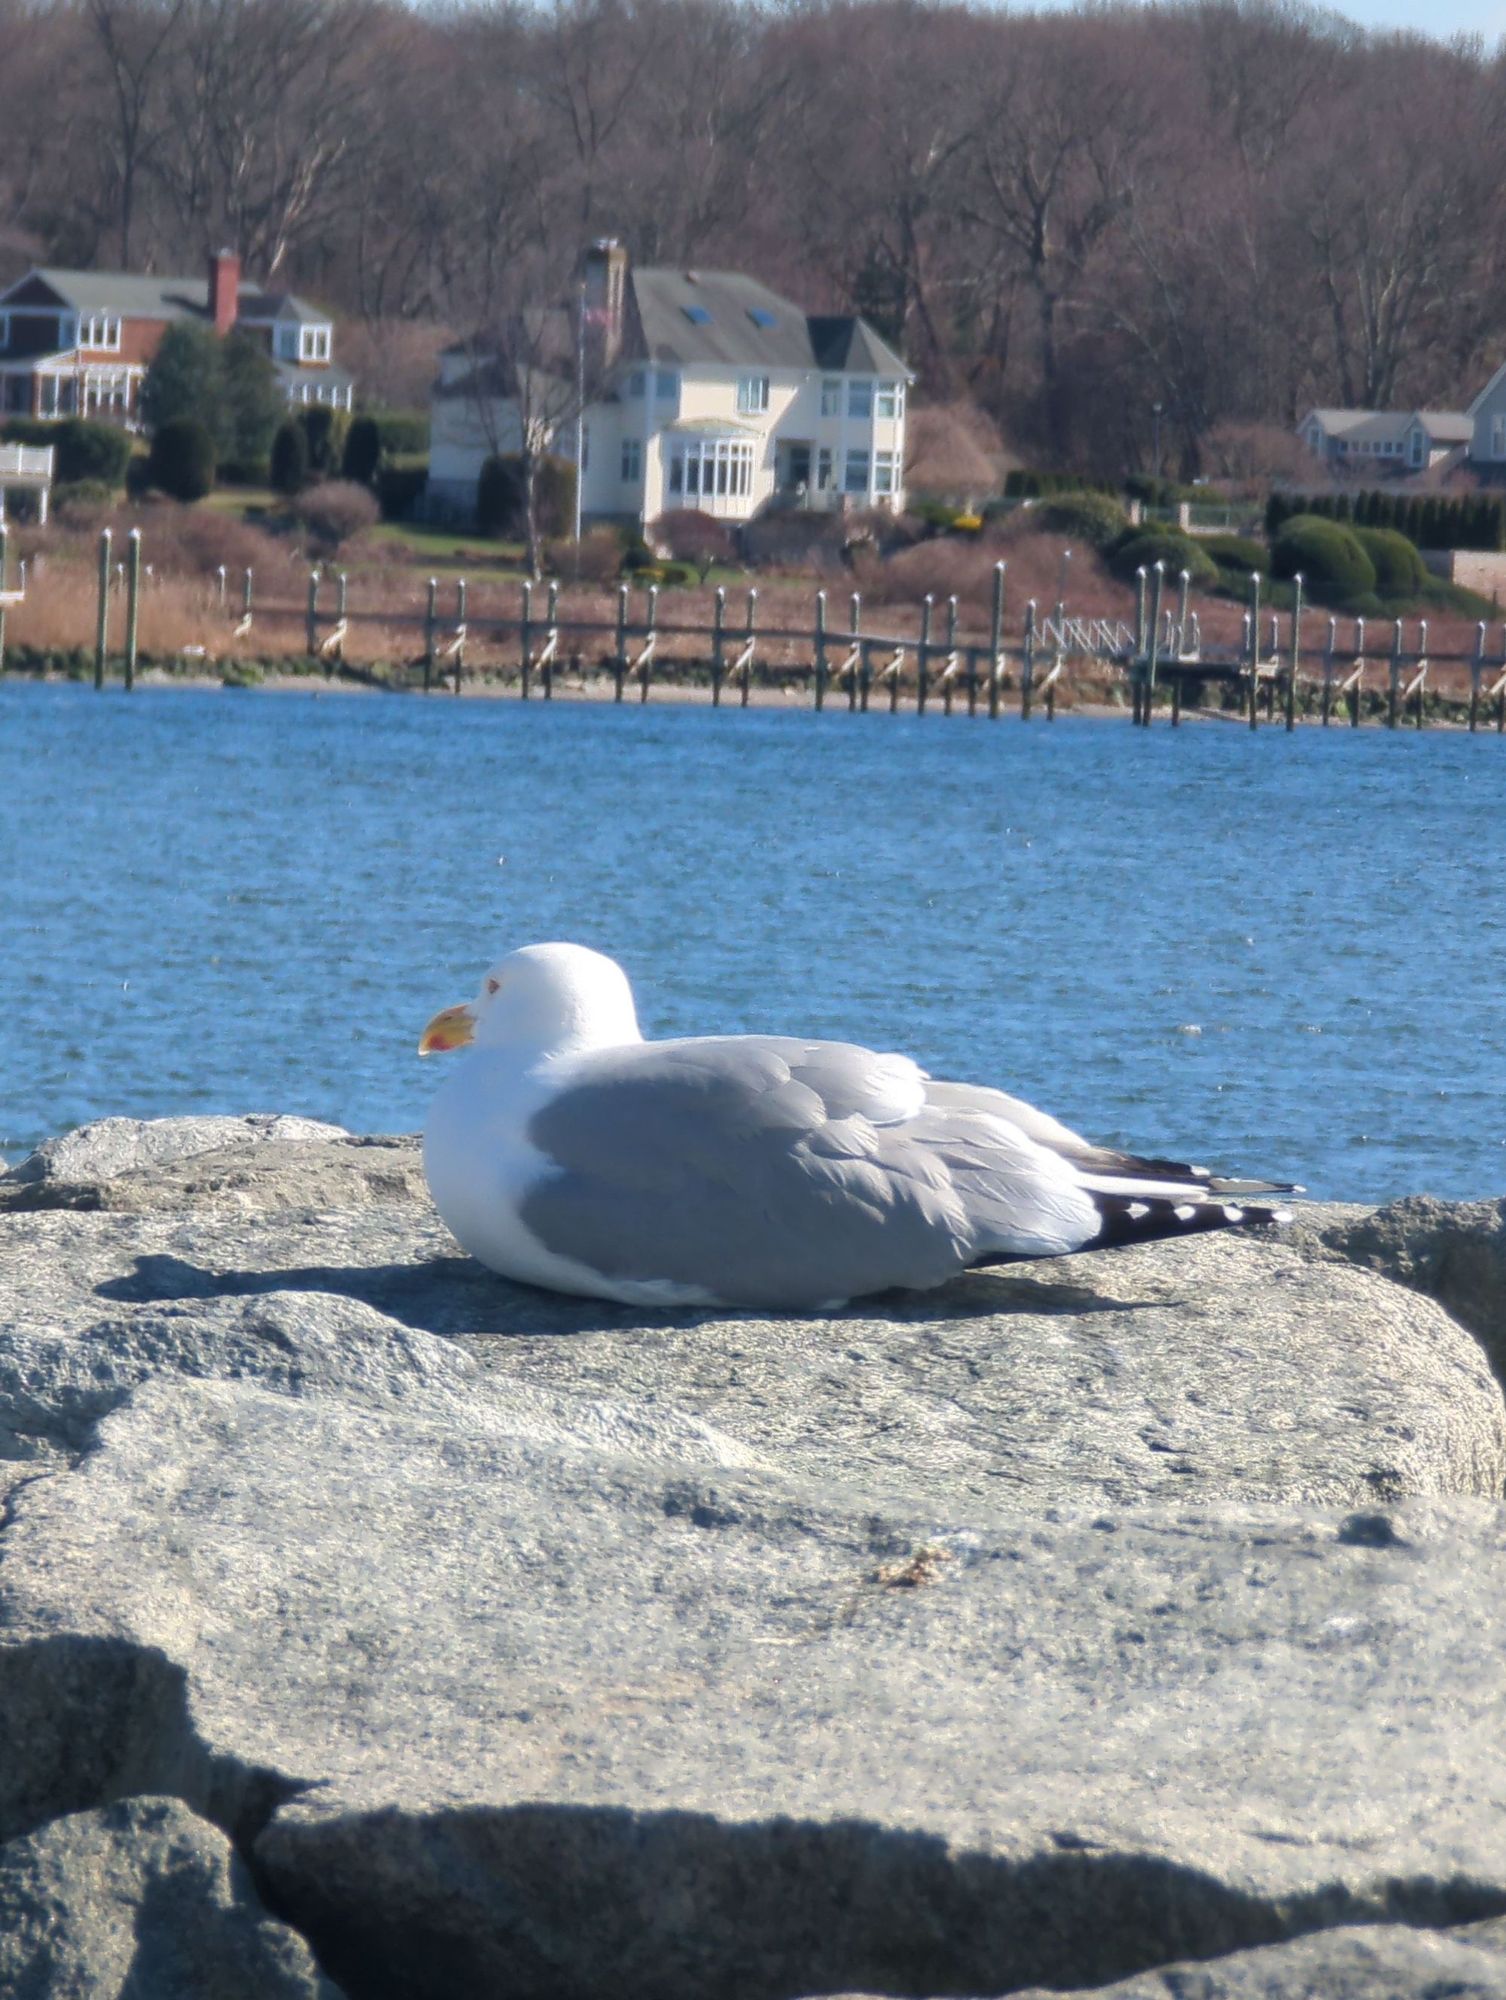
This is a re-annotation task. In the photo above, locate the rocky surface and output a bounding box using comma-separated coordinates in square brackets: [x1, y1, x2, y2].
[822, 1916, 1506, 1998]
[3, 1115, 1506, 1999]
[0, 1795, 337, 1998]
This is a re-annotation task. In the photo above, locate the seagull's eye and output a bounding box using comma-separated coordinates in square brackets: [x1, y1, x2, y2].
[486, 976, 502, 997]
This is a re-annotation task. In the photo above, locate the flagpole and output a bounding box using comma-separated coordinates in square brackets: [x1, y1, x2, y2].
[573, 280, 585, 570]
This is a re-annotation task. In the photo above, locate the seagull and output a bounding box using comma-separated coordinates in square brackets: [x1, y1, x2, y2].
[419, 942, 1297, 1312]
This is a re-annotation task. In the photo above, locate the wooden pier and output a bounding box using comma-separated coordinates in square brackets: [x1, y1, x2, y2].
[8, 532, 1506, 734]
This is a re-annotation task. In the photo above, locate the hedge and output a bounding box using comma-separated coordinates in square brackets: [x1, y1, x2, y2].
[1108, 529, 1217, 586]
[371, 410, 430, 456]
[1269, 515, 1375, 597]
[377, 463, 427, 520]
[1, 416, 132, 487]
[1200, 533, 1268, 574]
[1350, 527, 1427, 598]
[270, 420, 310, 497]
[1267, 489, 1504, 552]
[1034, 492, 1131, 551]
[1004, 468, 1116, 500]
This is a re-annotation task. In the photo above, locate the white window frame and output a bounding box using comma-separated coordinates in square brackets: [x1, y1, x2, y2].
[844, 449, 870, 495]
[667, 436, 755, 509]
[848, 379, 873, 419]
[300, 324, 331, 363]
[876, 380, 903, 420]
[736, 374, 769, 415]
[79, 312, 122, 351]
[874, 450, 896, 495]
[621, 437, 641, 482]
[820, 378, 841, 417]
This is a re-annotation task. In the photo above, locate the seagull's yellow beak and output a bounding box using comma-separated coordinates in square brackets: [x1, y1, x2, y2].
[418, 1003, 476, 1056]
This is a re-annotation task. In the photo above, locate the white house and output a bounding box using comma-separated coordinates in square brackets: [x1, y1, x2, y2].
[428, 242, 912, 530]
[1297, 406, 1472, 475]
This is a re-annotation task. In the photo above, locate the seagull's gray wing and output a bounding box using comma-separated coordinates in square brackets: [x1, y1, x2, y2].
[518, 1036, 1097, 1310]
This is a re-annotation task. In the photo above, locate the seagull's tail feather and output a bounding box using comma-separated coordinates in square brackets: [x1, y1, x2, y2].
[971, 1191, 1291, 1266]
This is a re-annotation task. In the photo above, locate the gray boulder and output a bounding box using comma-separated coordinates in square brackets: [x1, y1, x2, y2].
[1319, 1193, 1506, 1375]
[0, 1795, 340, 1998]
[820, 1916, 1506, 1998]
[5, 1116, 1506, 2000]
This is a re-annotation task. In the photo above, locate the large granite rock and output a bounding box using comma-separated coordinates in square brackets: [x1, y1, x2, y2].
[3, 1116, 1506, 2000]
[0, 1795, 337, 1998]
[823, 1916, 1506, 1999]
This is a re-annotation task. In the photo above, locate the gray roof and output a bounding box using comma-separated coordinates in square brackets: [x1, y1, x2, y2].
[1412, 410, 1473, 441]
[1, 266, 329, 328]
[626, 266, 908, 377]
[1305, 408, 1411, 444]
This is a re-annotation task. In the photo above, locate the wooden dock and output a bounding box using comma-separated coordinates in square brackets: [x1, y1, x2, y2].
[9, 531, 1506, 733]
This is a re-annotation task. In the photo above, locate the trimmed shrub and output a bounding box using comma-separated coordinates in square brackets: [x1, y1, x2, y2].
[1034, 492, 1131, 551]
[1352, 527, 1426, 599]
[649, 509, 735, 579]
[376, 463, 426, 521]
[290, 479, 380, 551]
[371, 410, 429, 455]
[1201, 533, 1268, 575]
[270, 421, 310, 497]
[476, 453, 577, 539]
[1270, 515, 1375, 598]
[1004, 468, 1114, 500]
[148, 416, 217, 502]
[341, 415, 383, 486]
[298, 405, 350, 477]
[1108, 530, 1217, 587]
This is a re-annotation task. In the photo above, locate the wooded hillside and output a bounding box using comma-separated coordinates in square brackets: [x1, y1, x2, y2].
[3, 0, 1503, 476]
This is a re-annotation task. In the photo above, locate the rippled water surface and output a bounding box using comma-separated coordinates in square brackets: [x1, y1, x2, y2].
[3, 678, 1503, 1201]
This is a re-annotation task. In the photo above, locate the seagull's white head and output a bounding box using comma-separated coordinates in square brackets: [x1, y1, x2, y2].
[419, 942, 642, 1059]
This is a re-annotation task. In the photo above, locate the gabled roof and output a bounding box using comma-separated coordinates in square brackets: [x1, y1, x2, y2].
[1301, 408, 1411, 444]
[1410, 410, 1473, 441]
[0, 265, 329, 329]
[625, 266, 909, 377]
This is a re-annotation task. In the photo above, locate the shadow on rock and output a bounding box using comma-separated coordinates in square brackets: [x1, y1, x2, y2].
[95, 1254, 1133, 1341]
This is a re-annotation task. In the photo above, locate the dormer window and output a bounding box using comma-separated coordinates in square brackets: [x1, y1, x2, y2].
[80, 313, 121, 351]
[736, 374, 769, 415]
[300, 324, 331, 363]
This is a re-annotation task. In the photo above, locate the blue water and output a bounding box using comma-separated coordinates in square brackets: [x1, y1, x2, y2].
[2, 679, 1502, 1202]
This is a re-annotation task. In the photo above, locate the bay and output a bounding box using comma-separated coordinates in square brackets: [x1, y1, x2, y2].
[2, 677, 1502, 1203]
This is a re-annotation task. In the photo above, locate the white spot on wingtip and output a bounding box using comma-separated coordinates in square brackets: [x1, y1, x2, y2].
[1222, 1205, 1245, 1223]
[1175, 1204, 1197, 1221]
[1127, 1202, 1150, 1219]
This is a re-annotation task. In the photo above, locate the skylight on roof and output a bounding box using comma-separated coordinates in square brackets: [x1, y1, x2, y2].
[682, 304, 712, 325]
[748, 307, 777, 329]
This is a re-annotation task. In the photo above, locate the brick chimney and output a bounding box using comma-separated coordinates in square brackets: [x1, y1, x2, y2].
[581, 238, 628, 373]
[208, 248, 241, 338]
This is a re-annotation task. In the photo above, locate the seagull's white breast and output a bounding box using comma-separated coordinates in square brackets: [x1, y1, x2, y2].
[422, 1049, 717, 1307]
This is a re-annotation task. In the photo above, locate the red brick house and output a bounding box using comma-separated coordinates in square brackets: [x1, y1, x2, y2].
[0, 251, 354, 426]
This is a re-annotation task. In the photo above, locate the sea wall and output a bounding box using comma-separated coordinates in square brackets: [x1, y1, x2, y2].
[3, 1115, 1506, 1999]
